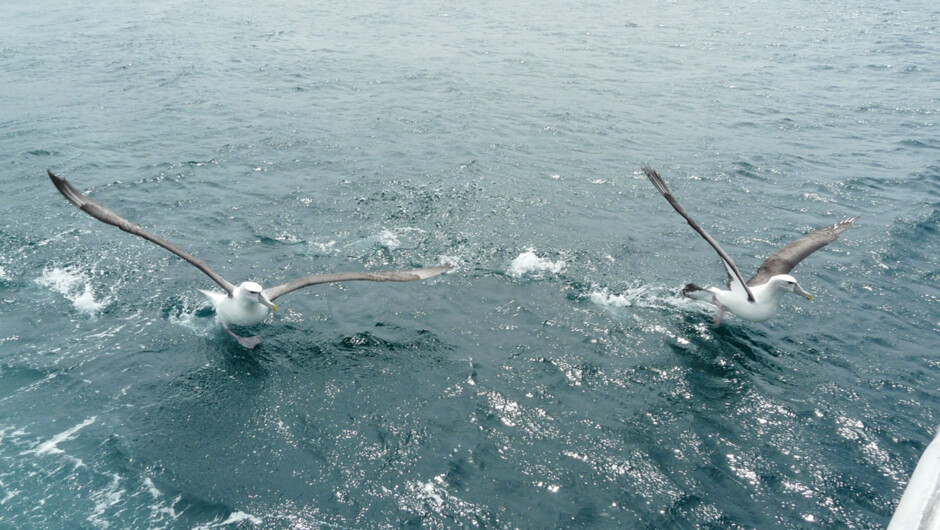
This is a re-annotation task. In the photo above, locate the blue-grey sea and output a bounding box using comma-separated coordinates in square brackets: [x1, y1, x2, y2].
[2, 0, 938, 528]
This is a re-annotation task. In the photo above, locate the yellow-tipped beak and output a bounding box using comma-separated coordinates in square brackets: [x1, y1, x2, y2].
[794, 284, 813, 301]
[259, 295, 277, 312]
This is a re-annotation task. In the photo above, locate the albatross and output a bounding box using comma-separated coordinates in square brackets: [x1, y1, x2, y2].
[48, 170, 451, 348]
[643, 165, 858, 325]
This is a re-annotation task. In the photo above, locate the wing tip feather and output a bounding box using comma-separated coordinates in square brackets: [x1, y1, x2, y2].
[47, 169, 87, 208]
[830, 215, 860, 235]
[412, 264, 453, 280]
[641, 165, 671, 196]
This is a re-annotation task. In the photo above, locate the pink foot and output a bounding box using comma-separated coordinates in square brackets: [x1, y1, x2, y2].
[225, 327, 262, 349]
[713, 305, 726, 326]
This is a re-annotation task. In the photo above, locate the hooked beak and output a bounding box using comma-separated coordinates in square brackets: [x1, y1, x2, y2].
[259, 294, 277, 312]
[793, 284, 813, 301]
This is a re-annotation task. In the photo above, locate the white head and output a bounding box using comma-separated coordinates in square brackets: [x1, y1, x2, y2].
[769, 274, 813, 301]
[237, 281, 277, 312]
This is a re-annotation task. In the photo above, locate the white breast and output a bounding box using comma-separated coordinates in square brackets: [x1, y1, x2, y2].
[714, 285, 784, 322]
[214, 296, 270, 327]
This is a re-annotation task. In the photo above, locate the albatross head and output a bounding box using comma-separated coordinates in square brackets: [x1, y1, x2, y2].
[237, 281, 277, 312]
[769, 274, 813, 301]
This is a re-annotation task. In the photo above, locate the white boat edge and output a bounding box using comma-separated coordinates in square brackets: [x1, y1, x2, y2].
[889, 425, 940, 530]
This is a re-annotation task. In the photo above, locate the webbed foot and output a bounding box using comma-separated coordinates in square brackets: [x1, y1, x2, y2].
[713, 305, 726, 326]
[225, 327, 262, 349]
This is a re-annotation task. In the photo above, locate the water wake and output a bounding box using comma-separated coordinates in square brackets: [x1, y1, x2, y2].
[588, 283, 701, 312]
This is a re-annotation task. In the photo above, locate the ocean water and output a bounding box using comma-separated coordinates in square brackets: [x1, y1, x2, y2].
[1, 0, 938, 527]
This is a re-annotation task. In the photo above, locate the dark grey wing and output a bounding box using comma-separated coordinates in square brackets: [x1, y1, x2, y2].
[262, 265, 452, 301]
[48, 170, 235, 295]
[643, 165, 755, 302]
[747, 216, 858, 286]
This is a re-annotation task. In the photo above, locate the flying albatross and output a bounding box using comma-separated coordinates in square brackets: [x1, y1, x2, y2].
[48, 170, 451, 348]
[642, 165, 858, 325]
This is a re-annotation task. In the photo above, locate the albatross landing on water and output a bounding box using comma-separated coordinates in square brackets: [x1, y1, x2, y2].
[48, 170, 451, 348]
[642, 165, 858, 325]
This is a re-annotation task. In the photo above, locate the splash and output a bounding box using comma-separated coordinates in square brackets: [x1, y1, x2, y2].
[166, 295, 214, 334]
[589, 287, 636, 308]
[377, 229, 400, 250]
[438, 255, 462, 270]
[35, 267, 108, 315]
[312, 240, 336, 253]
[507, 249, 566, 278]
[589, 284, 703, 312]
[589, 285, 667, 308]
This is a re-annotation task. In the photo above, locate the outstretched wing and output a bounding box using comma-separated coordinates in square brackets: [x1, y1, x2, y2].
[747, 216, 858, 286]
[643, 165, 755, 302]
[262, 265, 452, 301]
[48, 170, 235, 295]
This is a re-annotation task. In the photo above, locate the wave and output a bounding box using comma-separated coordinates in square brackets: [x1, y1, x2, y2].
[20, 416, 97, 457]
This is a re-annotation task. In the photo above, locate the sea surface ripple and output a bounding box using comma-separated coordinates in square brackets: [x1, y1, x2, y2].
[1, 0, 938, 528]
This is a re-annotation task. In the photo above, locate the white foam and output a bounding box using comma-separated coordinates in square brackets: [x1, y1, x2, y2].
[167, 296, 211, 334]
[35, 266, 108, 315]
[590, 287, 635, 307]
[0, 425, 28, 444]
[589, 284, 703, 312]
[378, 229, 400, 250]
[0, 488, 19, 505]
[0, 374, 56, 405]
[507, 249, 566, 278]
[589, 285, 672, 308]
[21, 416, 97, 456]
[88, 473, 124, 528]
[0, 265, 8, 280]
[348, 228, 428, 254]
[73, 284, 106, 313]
[36, 229, 75, 248]
[271, 231, 302, 244]
[147, 493, 183, 525]
[312, 240, 336, 253]
[438, 255, 462, 270]
[801, 192, 835, 203]
[36, 266, 83, 295]
[420, 481, 445, 506]
[85, 324, 128, 340]
[398, 477, 486, 521]
[193, 511, 263, 528]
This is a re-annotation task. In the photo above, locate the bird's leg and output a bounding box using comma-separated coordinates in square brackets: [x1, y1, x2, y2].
[224, 327, 262, 349]
[713, 304, 726, 326]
